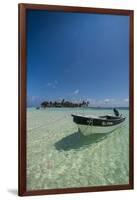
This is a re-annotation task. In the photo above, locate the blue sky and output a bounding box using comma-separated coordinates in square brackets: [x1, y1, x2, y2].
[26, 10, 129, 107]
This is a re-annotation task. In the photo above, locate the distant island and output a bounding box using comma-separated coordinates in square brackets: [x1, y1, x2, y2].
[40, 99, 89, 108]
[34, 99, 129, 110]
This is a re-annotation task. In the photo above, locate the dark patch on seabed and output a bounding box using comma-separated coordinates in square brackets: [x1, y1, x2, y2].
[54, 131, 112, 151]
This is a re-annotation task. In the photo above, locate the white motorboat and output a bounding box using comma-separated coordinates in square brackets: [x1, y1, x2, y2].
[71, 109, 126, 136]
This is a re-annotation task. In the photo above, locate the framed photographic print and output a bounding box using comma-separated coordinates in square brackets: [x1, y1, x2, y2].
[18, 3, 134, 196]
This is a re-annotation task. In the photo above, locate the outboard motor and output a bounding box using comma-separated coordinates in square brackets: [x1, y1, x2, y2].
[113, 108, 119, 116]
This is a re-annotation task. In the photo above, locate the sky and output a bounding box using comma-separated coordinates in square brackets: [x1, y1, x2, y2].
[26, 10, 129, 107]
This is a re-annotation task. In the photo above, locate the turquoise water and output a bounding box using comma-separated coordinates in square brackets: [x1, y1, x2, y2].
[27, 107, 129, 190]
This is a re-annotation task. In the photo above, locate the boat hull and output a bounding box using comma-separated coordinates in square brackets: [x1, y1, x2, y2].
[78, 123, 122, 136]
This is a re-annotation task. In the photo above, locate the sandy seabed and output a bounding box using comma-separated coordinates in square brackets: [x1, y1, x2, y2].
[27, 108, 129, 190]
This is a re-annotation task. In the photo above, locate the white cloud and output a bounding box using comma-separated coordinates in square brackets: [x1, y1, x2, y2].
[74, 89, 79, 95]
[28, 96, 39, 101]
[124, 98, 129, 102]
[104, 98, 110, 103]
[83, 98, 129, 107]
[47, 82, 52, 87]
[47, 80, 58, 89]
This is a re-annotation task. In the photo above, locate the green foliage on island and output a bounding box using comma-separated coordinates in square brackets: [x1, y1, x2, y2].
[40, 99, 89, 108]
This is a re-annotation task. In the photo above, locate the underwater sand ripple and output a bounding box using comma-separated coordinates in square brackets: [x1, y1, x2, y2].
[27, 108, 129, 190]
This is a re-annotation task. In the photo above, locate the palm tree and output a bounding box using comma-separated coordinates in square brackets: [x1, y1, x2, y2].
[41, 101, 49, 108]
[61, 99, 65, 106]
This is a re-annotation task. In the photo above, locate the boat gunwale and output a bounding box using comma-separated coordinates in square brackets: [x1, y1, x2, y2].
[71, 114, 126, 122]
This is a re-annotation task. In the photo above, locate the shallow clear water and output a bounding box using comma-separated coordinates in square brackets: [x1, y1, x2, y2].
[27, 107, 129, 190]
